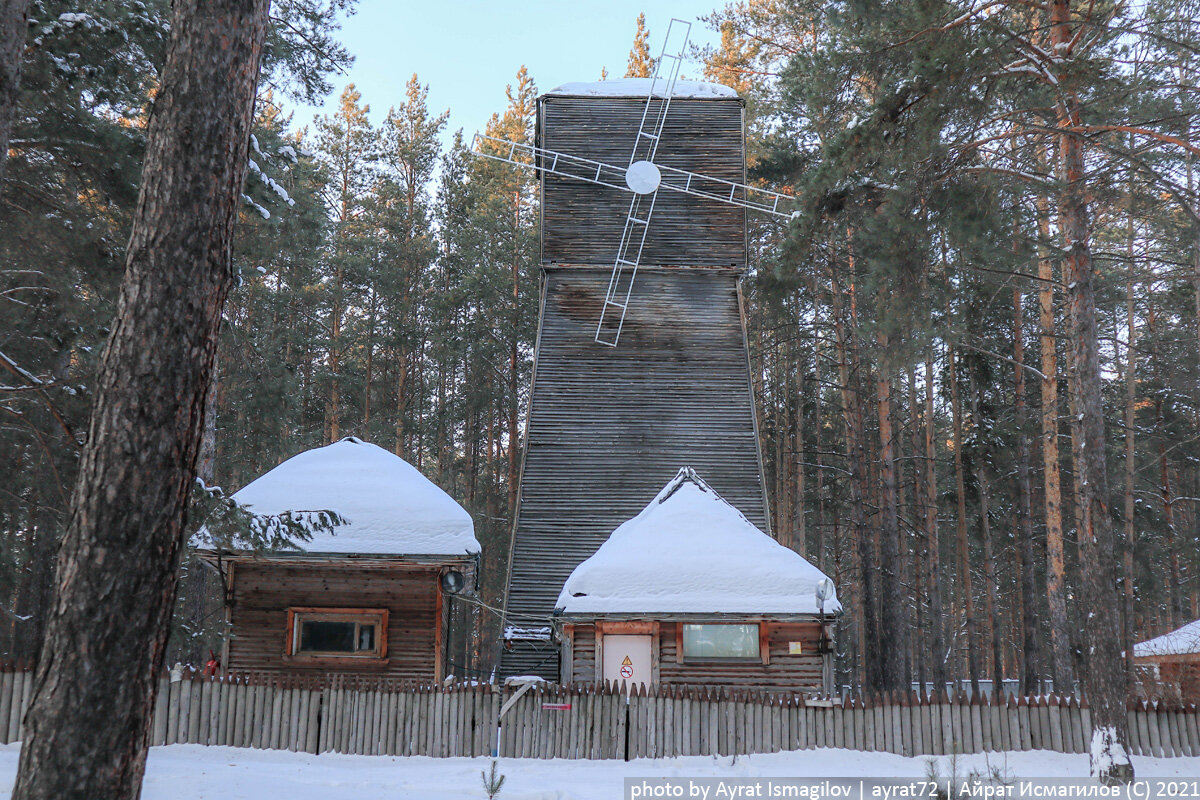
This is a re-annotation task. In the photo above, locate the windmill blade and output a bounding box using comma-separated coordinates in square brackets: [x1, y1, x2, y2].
[473, 134, 798, 219]
[596, 18, 691, 347]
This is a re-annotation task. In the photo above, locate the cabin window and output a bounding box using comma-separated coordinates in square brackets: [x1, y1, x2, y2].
[681, 624, 760, 660]
[286, 608, 388, 659]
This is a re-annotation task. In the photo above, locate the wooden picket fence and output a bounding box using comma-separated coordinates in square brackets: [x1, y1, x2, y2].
[0, 665, 1198, 759]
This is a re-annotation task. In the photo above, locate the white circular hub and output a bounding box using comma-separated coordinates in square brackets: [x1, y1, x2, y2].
[625, 160, 661, 195]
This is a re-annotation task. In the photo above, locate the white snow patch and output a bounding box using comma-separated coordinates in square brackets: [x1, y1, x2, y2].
[503, 626, 552, 641]
[230, 437, 479, 556]
[242, 194, 270, 220]
[557, 467, 839, 616]
[57, 12, 99, 28]
[502, 675, 550, 686]
[1134, 618, 1200, 657]
[0, 743, 1191, 800]
[1089, 726, 1132, 781]
[546, 77, 739, 99]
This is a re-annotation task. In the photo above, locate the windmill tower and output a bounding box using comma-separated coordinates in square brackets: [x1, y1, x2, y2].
[477, 21, 797, 678]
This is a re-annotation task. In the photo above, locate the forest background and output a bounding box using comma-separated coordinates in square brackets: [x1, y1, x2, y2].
[1, 0, 1198, 697]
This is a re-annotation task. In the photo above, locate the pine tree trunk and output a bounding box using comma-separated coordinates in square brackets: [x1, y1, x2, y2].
[949, 344, 980, 696]
[814, 325, 827, 572]
[508, 192, 521, 517]
[1013, 287, 1041, 694]
[876, 333, 907, 690]
[0, 0, 30, 185]
[793, 338, 807, 555]
[364, 286, 376, 429]
[831, 276, 881, 690]
[1038, 182, 1074, 691]
[924, 356, 946, 692]
[1157, 404, 1182, 626]
[394, 349, 407, 457]
[328, 263, 343, 442]
[12, 2, 267, 796]
[1051, 0, 1133, 778]
[909, 367, 927, 690]
[1122, 268, 1137, 692]
[976, 461, 1004, 696]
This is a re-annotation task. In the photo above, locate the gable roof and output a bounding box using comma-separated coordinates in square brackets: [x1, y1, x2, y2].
[556, 467, 838, 616]
[230, 437, 479, 557]
[1135, 619, 1200, 658]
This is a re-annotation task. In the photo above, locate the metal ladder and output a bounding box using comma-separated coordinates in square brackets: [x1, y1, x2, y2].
[595, 18, 691, 347]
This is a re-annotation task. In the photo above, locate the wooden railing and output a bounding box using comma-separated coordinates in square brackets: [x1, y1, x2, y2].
[0, 666, 1197, 759]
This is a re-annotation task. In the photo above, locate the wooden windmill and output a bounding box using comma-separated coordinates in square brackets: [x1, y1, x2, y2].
[474, 20, 797, 678]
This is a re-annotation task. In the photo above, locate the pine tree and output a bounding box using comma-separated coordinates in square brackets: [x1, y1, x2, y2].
[313, 84, 377, 442]
[625, 13, 654, 78]
[12, 0, 269, 795]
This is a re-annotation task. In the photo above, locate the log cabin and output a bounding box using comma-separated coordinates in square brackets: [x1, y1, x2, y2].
[502, 77, 773, 679]
[554, 468, 838, 694]
[200, 437, 480, 682]
[1134, 619, 1200, 700]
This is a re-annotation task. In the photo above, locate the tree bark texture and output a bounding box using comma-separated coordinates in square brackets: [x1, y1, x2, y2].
[1051, 0, 1132, 781]
[831, 274, 881, 690]
[1037, 184, 1074, 691]
[875, 334, 907, 690]
[924, 356, 946, 691]
[12, 2, 268, 798]
[1013, 287, 1041, 694]
[0, 0, 29, 185]
[977, 462, 1004, 694]
[1121, 270, 1137, 692]
[949, 344, 980, 696]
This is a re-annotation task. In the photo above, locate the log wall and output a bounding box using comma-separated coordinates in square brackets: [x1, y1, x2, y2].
[565, 622, 825, 692]
[226, 562, 441, 681]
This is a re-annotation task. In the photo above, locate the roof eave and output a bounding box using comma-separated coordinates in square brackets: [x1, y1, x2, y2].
[555, 609, 840, 623]
[195, 549, 479, 567]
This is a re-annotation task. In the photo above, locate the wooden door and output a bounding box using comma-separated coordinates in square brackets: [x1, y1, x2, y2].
[602, 634, 652, 686]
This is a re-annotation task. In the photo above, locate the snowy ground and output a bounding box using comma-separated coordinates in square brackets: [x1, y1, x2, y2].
[0, 743, 1196, 799]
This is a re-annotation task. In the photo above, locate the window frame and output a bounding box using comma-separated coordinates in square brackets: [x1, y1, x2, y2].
[678, 622, 765, 664]
[285, 607, 389, 660]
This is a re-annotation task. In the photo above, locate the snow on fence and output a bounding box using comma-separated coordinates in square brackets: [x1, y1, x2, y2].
[0, 665, 1197, 759]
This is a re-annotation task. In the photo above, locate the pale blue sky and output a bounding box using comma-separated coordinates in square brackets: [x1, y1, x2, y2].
[289, 2, 726, 145]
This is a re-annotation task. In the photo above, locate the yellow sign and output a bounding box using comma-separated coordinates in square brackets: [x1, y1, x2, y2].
[621, 655, 633, 666]
[788, 642, 803, 655]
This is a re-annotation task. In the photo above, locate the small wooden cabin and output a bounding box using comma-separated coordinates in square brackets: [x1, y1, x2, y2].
[201, 437, 480, 682]
[555, 468, 837, 693]
[1134, 620, 1200, 700]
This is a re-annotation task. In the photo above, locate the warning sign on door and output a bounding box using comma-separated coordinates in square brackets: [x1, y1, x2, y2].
[620, 655, 634, 679]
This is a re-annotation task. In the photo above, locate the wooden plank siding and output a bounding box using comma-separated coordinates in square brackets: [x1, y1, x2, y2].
[226, 562, 442, 681]
[564, 622, 824, 692]
[537, 94, 747, 268]
[502, 89, 769, 678]
[501, 268, 770, 678]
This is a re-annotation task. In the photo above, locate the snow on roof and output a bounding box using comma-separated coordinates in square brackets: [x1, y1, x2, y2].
[231, 437, 479, 557]
[545, 78, 739, 100]
[1135, 619, 1200, 658]
[556, 468, 838, 616]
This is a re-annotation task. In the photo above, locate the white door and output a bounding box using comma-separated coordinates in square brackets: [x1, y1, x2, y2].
[602, 634, 652, 686]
